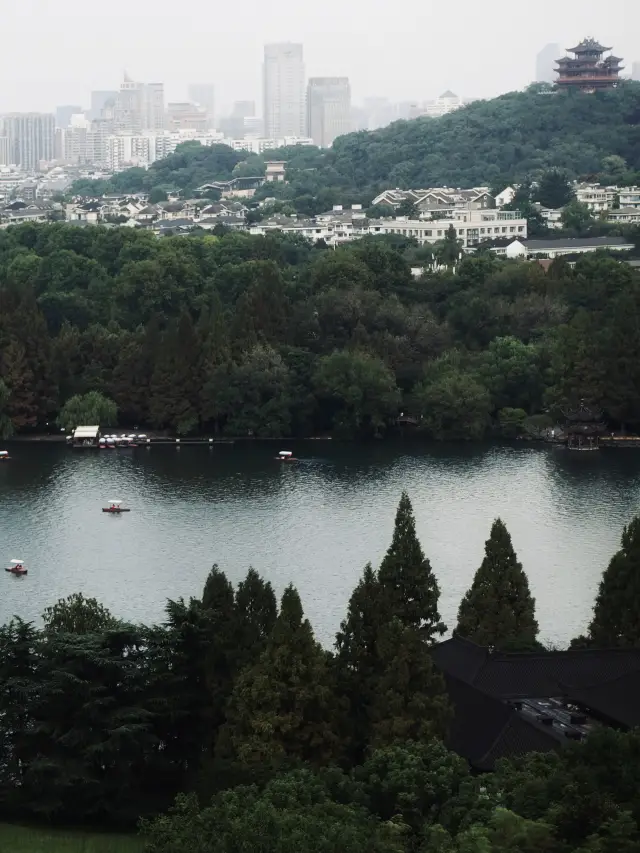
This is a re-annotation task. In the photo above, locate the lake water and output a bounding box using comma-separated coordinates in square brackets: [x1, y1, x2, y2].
[0, 441, 639, 647]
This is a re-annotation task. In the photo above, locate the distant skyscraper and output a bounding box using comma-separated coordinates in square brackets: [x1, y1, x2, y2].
[114, 73, 144, 135]
[632, 61, 640, 81]
[188, 84, 215, 127]
[90, 90, 118, 121]
[307, 77, 351, 147]
[144, 83, 165, 132]
[536, 43, 562, 83]
[2, 113, 55, 169]
[55, 105, 82, 129]
[232, 100, 256, 118]
[263, 43, 306, 138]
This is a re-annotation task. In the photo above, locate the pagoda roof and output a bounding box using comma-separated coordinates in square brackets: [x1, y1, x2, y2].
[567, 38, 611, 53]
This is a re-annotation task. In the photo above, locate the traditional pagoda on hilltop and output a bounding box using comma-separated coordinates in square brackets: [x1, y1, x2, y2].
[556, 39, 623, 92]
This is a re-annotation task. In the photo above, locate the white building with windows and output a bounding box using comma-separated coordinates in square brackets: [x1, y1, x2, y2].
[263, 43, 306, 139]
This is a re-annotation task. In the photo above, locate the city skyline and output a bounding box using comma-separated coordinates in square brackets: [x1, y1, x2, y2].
[0, 0, 637, 114]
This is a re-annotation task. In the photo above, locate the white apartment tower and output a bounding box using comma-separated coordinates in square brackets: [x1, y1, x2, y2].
[1, 113, 55, 169]
[263, 43, 306, 139]
[144, 83, 166, 132]
[307, 77, 351, 147]
[114, 73, 144, 135]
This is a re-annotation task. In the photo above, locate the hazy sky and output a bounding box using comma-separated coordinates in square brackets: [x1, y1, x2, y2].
[3, 0, 638, 114]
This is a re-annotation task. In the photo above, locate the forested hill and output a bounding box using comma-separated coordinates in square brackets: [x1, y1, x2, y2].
[71, 83, 640, 201]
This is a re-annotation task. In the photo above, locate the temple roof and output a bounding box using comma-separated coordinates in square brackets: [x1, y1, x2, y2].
[567, 39, 611, 53]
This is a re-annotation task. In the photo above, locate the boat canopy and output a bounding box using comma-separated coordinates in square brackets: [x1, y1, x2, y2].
[107, 500, 122, 505]
[0, 451, 8, 457]
[10, 560, 24, 565]
[73, 425, 100, 439]
[279, 451, 293, 456]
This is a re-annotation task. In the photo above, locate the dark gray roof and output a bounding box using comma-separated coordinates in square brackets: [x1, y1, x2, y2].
[523, 237, 634, 251]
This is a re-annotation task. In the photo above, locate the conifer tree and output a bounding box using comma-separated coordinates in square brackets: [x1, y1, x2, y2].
[219, 585, 339, 768]
[1, 339, 37, 429]
[588, 517, 640, 648]
[378, 492, 446, 642]
[370, 619, 452, 750]
[200, 566, 237, 730]
[234, 568, 277, 672]
[335, 563, 384, 761]
[456, 518, 538, 650]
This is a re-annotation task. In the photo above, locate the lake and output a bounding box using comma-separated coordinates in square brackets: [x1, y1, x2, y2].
[0, 441, 639, 647]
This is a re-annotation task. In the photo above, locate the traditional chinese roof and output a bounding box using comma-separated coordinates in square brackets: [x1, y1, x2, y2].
[567, 39, 611, 54]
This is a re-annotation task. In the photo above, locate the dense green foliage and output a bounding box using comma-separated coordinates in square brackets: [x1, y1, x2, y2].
[71, 86, 640, 208]
[456, 518, 539, 650]
[0, 822, 142, 853]
[1, 223, 640, 440]
[0, 499, 638, 851]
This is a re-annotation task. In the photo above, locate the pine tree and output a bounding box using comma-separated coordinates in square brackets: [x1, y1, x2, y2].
[588, 517, 640, 648]
[200, 566, 237, 731]
[1, 339, 37, 430]
[370, 619, 452, 750]
[378, 492, 446, 642]
[456, 519, 538, 650]
[219, 585, 339, 769]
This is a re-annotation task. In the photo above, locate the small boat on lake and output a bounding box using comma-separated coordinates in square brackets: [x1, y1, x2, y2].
[6, 559, 27, 576]
[102, 500, 131, 513]
[0, 450, 9, 461]
[276, 450, 298, 462]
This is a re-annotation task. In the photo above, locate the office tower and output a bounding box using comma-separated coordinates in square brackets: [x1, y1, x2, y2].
[232, 100, 255, 118]
[90, 90, 118, 121]
[86, 119, 111, 166]
[363, 97, 394, 131]
[2, 113, 55, 169]
[632, 61, 640, 81]
[55, 105, 82, 129]
[263, 43, 306, 138]
[167, 102, 208, 131]
[114, 73, 144, 134]
[307, 77, 351, 147]
[144, 83, 165, 132]
[536, 43, 562, 83]
[188, 84, 215, 127]
[0, 136, 9, 166]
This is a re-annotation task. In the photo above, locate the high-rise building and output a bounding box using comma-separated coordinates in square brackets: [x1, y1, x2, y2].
[167, 102, 208, 132]
[1, 113, 55, 169]
[90, 90, 118, 121]
[632, 61, 640, 81]
[0, 136, 9, 167]
[263, 43, 306, 138]
[232, 100, 255, 118]
[307, 77, 351, 147]
[114, 73, 144, 135]
[144, 83, 165, 132]
[55, 105, 82, 129]
[536, 43, 562, 83]
[188, 84, 215, 127]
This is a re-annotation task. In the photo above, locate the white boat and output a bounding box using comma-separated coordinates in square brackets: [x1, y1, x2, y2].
[0, 450, 9, 461]
[6, 559, 27, 576]
[276, 450, 298, 462]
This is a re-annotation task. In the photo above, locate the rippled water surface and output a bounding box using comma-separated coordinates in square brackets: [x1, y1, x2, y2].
[1, 441, 639, 646]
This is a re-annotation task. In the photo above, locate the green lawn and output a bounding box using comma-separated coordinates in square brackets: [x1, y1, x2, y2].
[0, 822, 143, 852]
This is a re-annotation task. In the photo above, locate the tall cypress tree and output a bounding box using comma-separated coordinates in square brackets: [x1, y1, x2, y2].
[218, 585, 339, 769]
[378, 492, 446, 642]
[456, 518, 538, 650]
[588, 517, 640, 648]
[370, 619, 452, 750]
[335, 563, 384, 762]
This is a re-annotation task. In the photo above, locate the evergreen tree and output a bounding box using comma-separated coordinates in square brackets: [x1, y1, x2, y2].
[0, 379, 13, 439]
[369, 619, 452, 750]
[378, 493, 446, 642]
[1, 339, 37, 429]
[218, 585, 339, 769]
[234, 568, 278, 672]
[335, 563, 384, 761]
[587, 517, 640, 647]
[149, 312, 199, 434]
[456, 518, 538, 650]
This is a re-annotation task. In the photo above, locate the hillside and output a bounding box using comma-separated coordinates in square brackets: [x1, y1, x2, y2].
[70, 83, 640, 204]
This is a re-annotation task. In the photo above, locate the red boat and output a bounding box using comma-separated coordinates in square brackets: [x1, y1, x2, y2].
[5, 559, 27, 575]
[102, 500, 131, 513]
